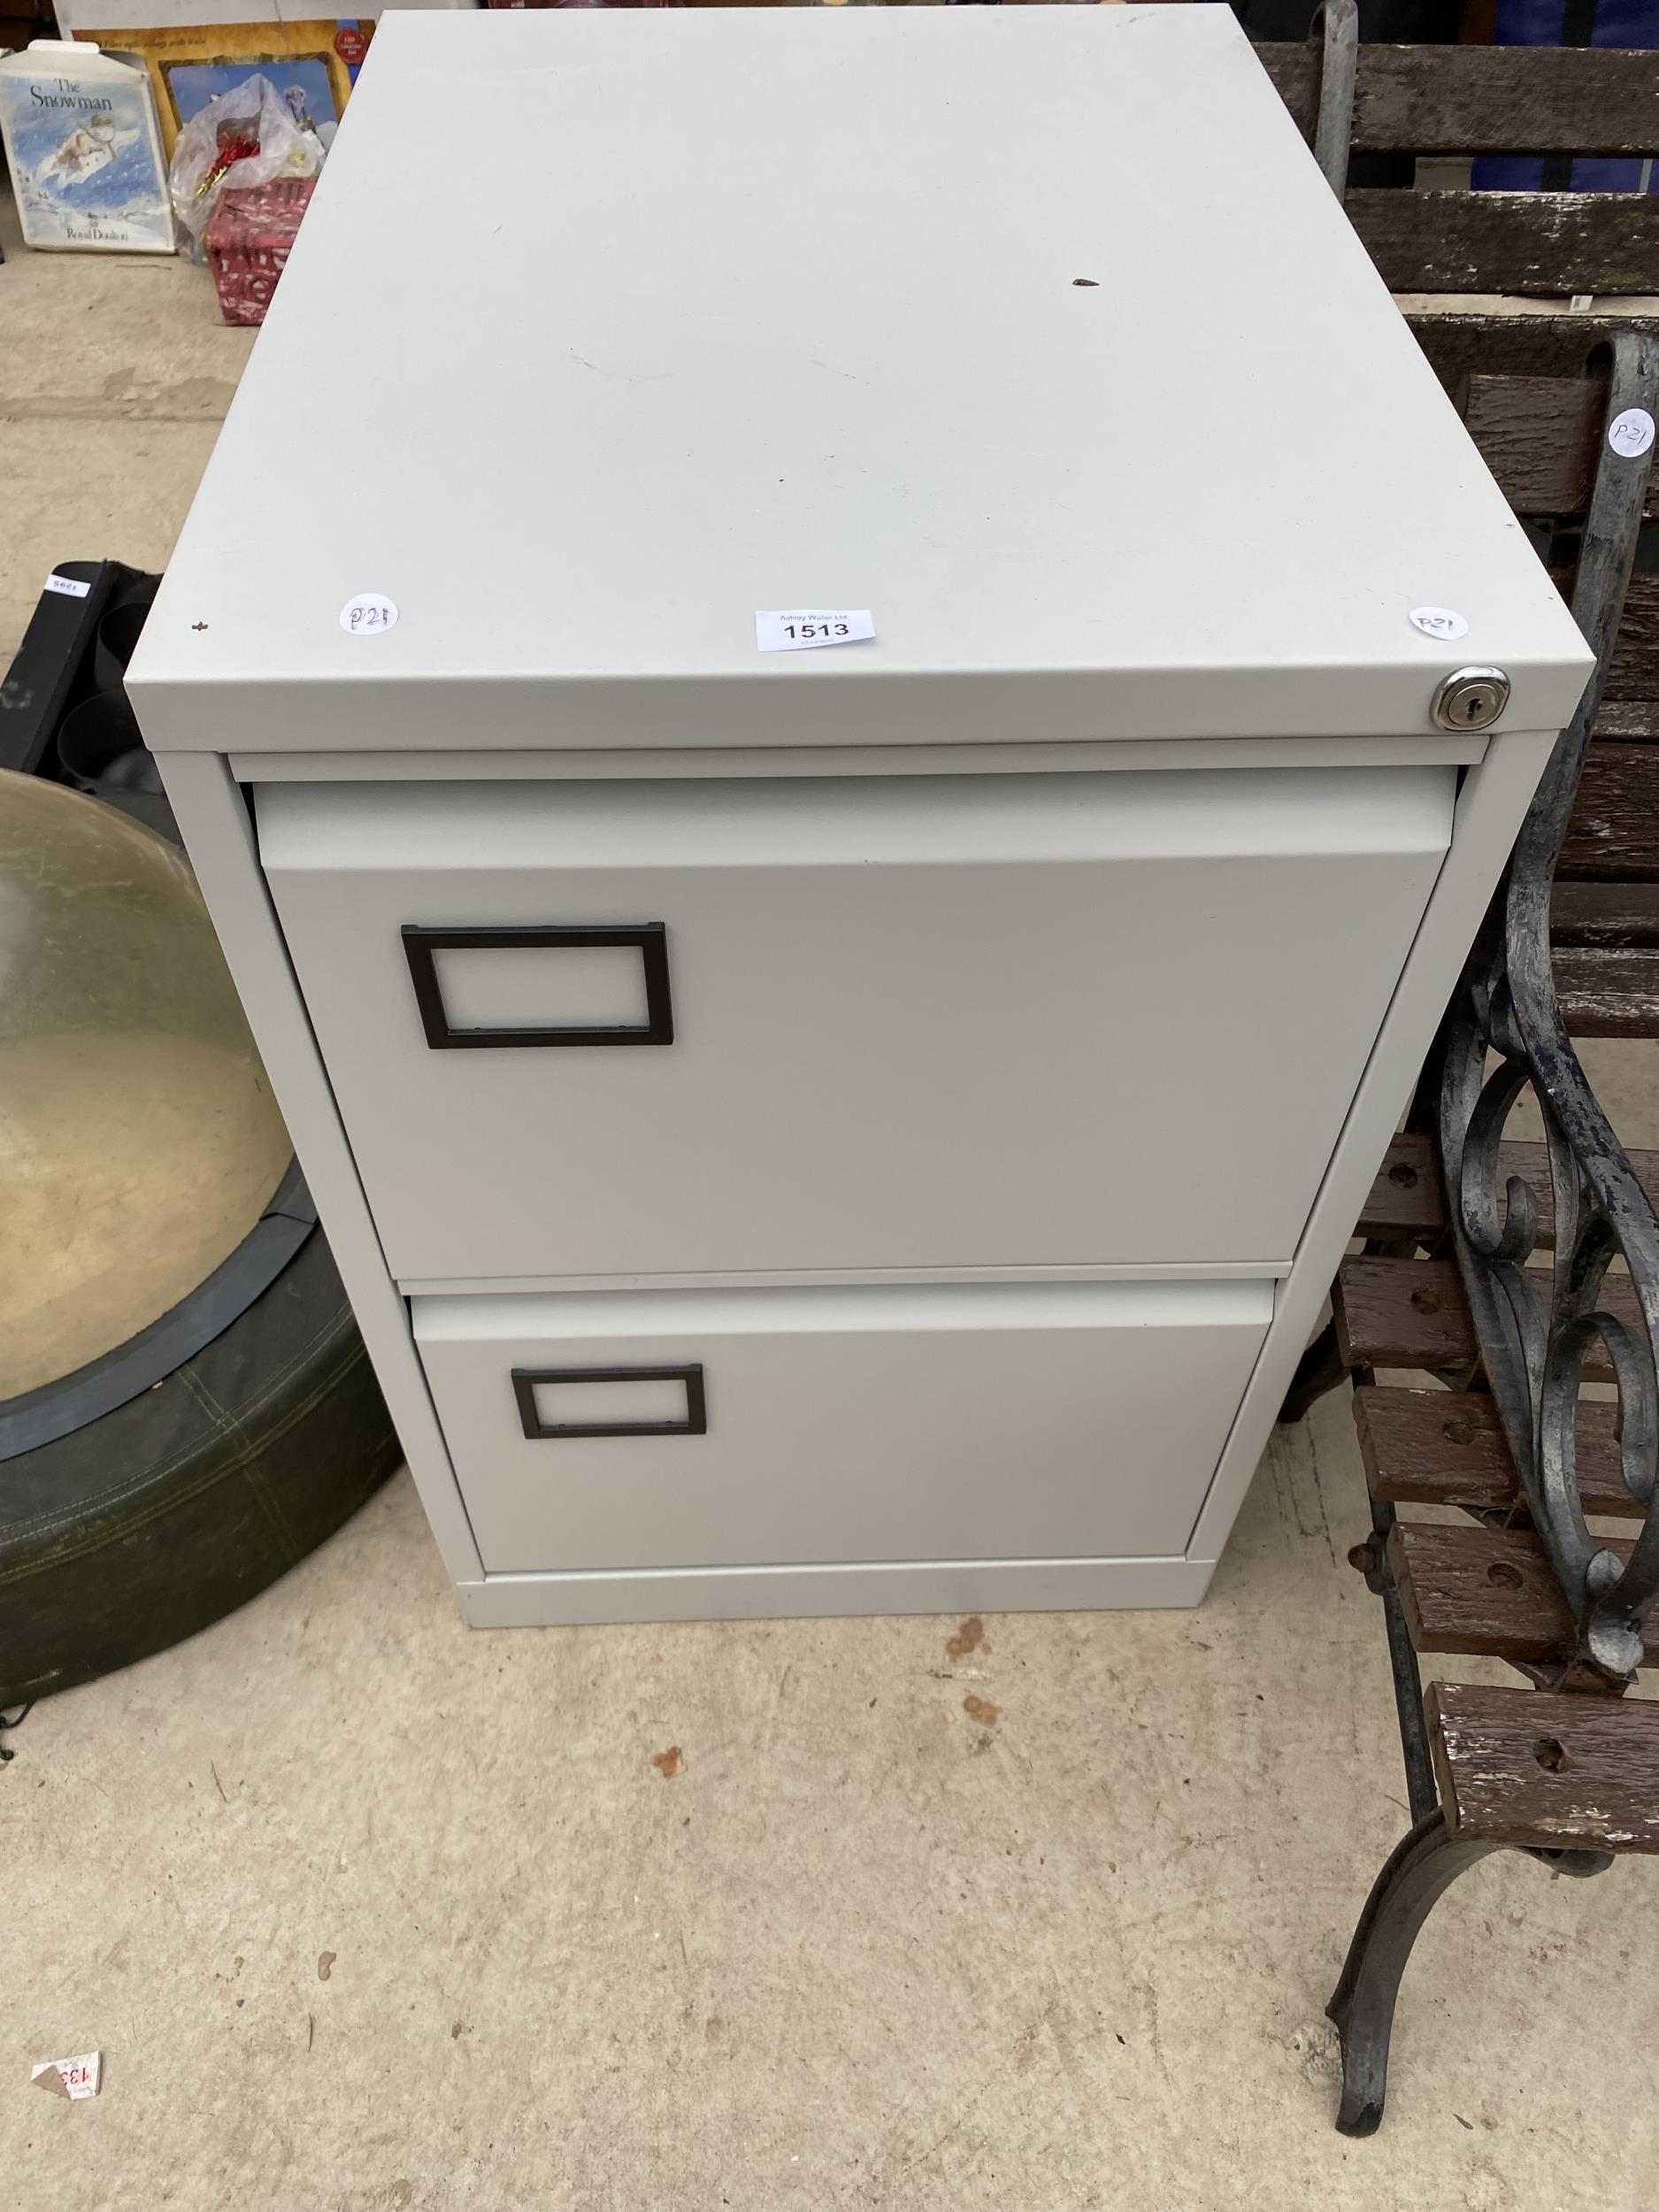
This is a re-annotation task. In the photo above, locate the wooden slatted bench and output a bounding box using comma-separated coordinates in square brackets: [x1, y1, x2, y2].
[1321, 1157, 1659, 2126]
[1257, 13, 1659, 2137]
[1262, 27, 1659, 1062]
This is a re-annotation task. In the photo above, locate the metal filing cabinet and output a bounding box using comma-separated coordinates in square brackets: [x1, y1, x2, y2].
[127, 6, 1593, 1626]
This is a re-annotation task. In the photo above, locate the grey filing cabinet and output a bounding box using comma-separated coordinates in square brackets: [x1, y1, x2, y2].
[127, 6, 1593, 1627]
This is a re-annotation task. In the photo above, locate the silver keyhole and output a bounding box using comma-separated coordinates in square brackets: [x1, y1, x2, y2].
[1431, 666, 1511, 733]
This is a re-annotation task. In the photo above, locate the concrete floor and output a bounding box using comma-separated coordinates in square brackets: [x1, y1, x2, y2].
[7, 181, 1659, 2212]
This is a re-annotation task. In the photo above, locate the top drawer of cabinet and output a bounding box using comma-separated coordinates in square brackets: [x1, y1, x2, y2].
[258, 767, 1452, 1283]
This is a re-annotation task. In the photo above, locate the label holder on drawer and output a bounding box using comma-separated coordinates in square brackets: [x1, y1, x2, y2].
[401, 924, 673, 1049]
[512, 1363, 708, 1440]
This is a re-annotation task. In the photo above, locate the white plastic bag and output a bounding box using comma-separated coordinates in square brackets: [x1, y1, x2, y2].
[168, 73, 325, 242]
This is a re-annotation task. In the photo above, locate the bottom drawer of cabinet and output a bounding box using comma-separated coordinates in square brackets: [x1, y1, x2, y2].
[413, 1279, 1271, 1574]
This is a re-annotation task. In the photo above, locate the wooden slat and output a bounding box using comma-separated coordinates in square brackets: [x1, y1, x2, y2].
[1354, 1384, 1642, 1517]
[1553, 880, 1659, 943]
[1354, 1132, 1447, 1240]
[1462, 374, 1598, 516]
[1593, 701, 1659, 742]
[1349, 191, 1659, 297]
[1255, 41, 1318, 139]
[1409, 316, 1659, 402]
[1560, 745, 1659, 878]
[1352, 47, 1659, 157]
[1556, 947, 1659, 1037]
[1601, 573, 1659, 700]
[1430, 1681, 1659, 1853]
[1462, 375, 1659, 518]
[1257, 42, 1659, 157]
[1336, 1254, 1477, 1368]
[1391, 1519, 1637, 1663]
[1335, 1254, 1643, 1378]
[1541, 576, 1659, 702]
[1354, 1130, 1659, 1240]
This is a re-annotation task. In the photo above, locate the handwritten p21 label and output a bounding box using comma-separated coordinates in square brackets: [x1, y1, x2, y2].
[1409, 605, 1469, 642]
[340, 592, 398, 636]
[756, 609, 875, 654]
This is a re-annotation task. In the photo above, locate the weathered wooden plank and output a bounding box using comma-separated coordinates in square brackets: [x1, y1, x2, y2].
[1461, 373, 1599, 515]
[1555, 883, 1659, 949]
[1349, 191, 1659, 297]
[1429, 1681, 1659, 1853]
[1461, 374, 1659, 518]
[1409, 316, 1659, 402]
[1348, 1133, 1568, 1246]
[1255, 41, 1318, 140]
[1335, 1254, 1641, 1377]
[1560, 745, 1659, 878]
[1257, 42, 1659, 157]
[1554, 883, 1659, 1029]
[1599, 573, 1659, 701]
[1555, 947, 1659, 1036]
[1336, 1255, 1477, 1369]
[1354, 1383, 1640, 1517]
[1354, 1130, 1659, 1240]
[1593, 701, 1659, 742]
[1392, 1520, 1637, 1663]
[1549, 564, 1652, 678]
[1533, 582, 1659, 705]
[1354, 1133, 1447, 1240]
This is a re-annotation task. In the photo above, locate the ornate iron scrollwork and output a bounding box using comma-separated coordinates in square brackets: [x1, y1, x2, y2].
[1440, 328, 1659, 1688]
[1323, 333, 1659, 2140]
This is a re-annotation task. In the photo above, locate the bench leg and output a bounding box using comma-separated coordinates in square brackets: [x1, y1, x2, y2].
[1278, 1317, 1349, 1424]
[1325, 1810, 1500, 2136]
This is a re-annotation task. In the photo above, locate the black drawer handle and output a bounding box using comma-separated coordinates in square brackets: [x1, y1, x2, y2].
[512, 1364, 706, 1440]
[402, 924, 672, 1048]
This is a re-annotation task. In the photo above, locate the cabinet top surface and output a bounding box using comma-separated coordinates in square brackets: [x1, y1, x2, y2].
[128, 6, 1591, 753]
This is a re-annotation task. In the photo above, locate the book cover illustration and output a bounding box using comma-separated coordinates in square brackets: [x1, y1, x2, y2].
[0, 42, 174, 253]
[69, 22, 374, 161]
